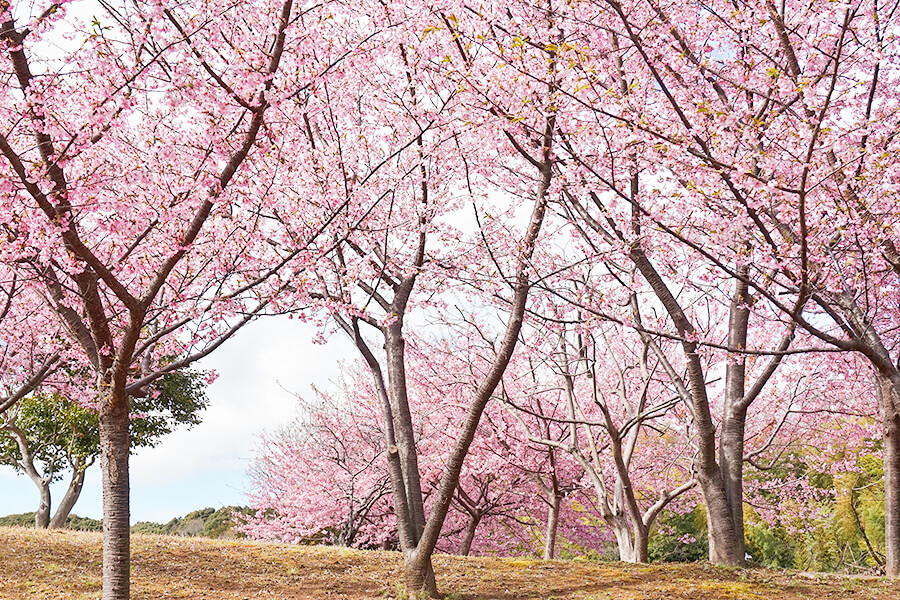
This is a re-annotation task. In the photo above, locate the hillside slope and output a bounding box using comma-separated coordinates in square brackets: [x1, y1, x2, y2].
[2, 526, 899, 599]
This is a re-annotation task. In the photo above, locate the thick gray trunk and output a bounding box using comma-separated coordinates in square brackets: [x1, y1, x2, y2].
[543, 494, 561, 560]
[100, 389, 131, 600]
[703, 479, 744, 565]
[607, 513, 648, 563]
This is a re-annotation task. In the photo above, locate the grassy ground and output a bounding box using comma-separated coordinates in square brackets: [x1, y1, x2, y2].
[2, 526, 900, 599]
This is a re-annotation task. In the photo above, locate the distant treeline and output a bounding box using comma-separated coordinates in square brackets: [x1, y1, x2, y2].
[0, 506, 250, 539]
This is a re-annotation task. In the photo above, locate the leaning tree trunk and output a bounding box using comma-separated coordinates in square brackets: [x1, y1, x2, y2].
[629, 246, 744, 566]
[49, 459, 89, 529]
[385, 322, 428, 540]
[99, 385, 131, 600]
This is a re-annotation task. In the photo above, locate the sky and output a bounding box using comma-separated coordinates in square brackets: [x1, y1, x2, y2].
[0, 316, 354, 524]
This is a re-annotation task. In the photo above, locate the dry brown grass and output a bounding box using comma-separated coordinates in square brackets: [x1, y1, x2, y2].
[2, 526, 899, 599]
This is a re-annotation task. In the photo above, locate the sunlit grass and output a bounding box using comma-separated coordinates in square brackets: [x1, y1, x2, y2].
[2, 526, 899, 599]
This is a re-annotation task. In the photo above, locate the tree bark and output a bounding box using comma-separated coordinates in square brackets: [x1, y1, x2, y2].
[34, 483, 51, 529]
[459, 512, 482, 556]
[100, 387, 131, 600]
[4, 420, 52, 528]
[403, 553, 438, 597]
[49, 458, 90, 529]
[384, 322, 428, 541]
[628, 247, 744, 566]
[543, 493, 560, 560]
[716, 272, 750, 560]
[878, 374, 900, 576]
[610, 515, 637, 562]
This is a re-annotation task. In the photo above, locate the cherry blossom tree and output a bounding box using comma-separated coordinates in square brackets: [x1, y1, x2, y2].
[241, 371, 395, 548]
[541, 0, 900, 572]
[279, 1, 562, 592]
[0, 1, 356, 597]
[499, 317, 697, 562]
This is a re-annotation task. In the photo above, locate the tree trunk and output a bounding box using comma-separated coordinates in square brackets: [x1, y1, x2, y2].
[34, 483, 51, 529]
[629, 247, 745, 566]
[50, 460, 89, 529]
[403, 551, 438, 598]
[703, 480, 744, 565]
[5, 420, 52, 529]
[385, 322, 429, 541]
[100, 389, 131, 600]
[543, 493, 561, 560]
[610, 515, 637, 562]
[878, 374, 900, 576]
[634, 526, 648, 563]
[717, 271, 750, 560]
[459, 512, 482, 556]
[717, 413, 746, 560]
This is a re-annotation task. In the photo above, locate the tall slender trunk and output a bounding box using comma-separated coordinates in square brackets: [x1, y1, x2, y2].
[384, 320, 437, 597]
[543, 493, 561, 560]
[716, 272, 750, 560]
[385, 323, 428, 539]
[877, 373, 900, 576]
[49, 459, 89, 529]
[100, 386, 131, 600]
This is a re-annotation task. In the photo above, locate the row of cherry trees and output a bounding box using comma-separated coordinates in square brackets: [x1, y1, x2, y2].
[0, 0, 897, 598]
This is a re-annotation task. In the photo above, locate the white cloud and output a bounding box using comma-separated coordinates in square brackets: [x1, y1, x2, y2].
[1, 316, 356, 523]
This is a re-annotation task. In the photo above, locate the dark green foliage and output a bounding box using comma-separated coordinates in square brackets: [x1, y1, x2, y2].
[0, 368, 209, 526]
[131, 506, 250, 538]
[744, 519, 794, 567]
[648, 507, 708, 563]
[4, 506, 250, 538]
[129, 369, 209, 448]
[0, 368, 208, 485]
[129, 520, 170, 535]
[0, 393, 99, 483]
[0, 512, 102, 530]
